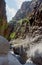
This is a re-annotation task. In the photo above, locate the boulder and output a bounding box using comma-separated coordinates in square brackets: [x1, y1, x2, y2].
[13, 45, 28, 63]
[0, 36, 22, 65]
[0, 36, 10, 54]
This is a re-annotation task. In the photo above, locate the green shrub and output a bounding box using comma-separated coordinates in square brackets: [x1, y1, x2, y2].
[10, 32, 16, 39]
[18, 19, 23, 25]
[18, 18, 30, 25]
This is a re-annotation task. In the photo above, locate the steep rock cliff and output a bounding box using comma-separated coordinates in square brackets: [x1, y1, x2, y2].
[12, 0, 42, 21]
[0, 0, 7, 36]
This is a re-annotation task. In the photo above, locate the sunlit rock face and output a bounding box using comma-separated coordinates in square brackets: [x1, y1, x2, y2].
[0, 0, 7, 36]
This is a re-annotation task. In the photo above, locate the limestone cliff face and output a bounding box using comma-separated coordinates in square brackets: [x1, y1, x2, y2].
[12, 0, 42, 22]
[0, 0, 7, 36]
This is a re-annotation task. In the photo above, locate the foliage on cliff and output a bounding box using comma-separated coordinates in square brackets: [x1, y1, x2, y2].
[9, 18, 30, 40]
[9, 0, 42, 40]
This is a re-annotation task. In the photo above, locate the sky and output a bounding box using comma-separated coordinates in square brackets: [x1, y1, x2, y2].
[5, 0, 31, 22]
